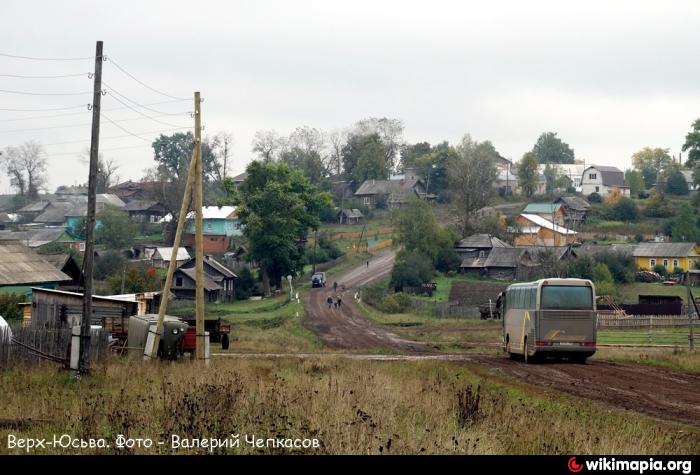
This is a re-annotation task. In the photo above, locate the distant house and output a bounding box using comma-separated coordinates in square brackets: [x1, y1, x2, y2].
[632, 242, 700, 273]
[553, 195, 591, 227]
[521, 203, 565, 223]
[171, 255, 237, 302]
[514, 214, 577, 247]
[0, 228, 84, 252]
[42, 253, 83, 290]
[494, 154, 513, 174]
[229, 172, 248, 191]
[580, 165, 630, 197]
[182, 206, 241, 254]
[124, 200, 166, 223]
[0, 212, 18, 230]
[337, 208, 364, 225]
[494, 170, 519, 195]
[146, 247, 191, 269]
[575, 243, 637, 258]
[0, 243, 71, 297]
[460, 247, 538, 281]
[354, 175, 426, 209]
[537, 164, 586, 189]
[454, 234, 511, 260]
[109, 180, 162, 203]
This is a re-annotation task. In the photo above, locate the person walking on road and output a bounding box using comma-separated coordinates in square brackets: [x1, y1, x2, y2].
[337, 295, 342, 308]
[327, 295, 333, 309]
[366, 260, 369, 268]
[333, 281, 338, 292]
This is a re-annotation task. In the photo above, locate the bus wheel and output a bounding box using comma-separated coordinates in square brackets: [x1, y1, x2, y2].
[571, 355, 588, 364]
[523, 339, 532, 364]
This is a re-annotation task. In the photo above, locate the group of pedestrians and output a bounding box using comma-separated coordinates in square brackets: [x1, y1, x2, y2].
[326, 281, 344, 309]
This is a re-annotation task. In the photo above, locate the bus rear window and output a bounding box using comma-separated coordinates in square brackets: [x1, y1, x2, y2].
[540, 286, 593, 310]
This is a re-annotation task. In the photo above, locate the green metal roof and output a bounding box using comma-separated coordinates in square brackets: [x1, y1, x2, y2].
[522, 203, 561, 213]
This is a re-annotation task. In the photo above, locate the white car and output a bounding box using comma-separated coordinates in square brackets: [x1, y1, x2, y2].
[0, 316, 13, 344]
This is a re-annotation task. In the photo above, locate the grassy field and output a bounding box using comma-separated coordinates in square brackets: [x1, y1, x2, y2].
[170, 294, 322, 353]
[598, 328, 692, 346]
[595, 347, 700, 374]
[0, 357, 697, 455]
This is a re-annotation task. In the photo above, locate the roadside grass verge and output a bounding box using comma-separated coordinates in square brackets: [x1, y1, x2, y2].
[617, 283, 700, 304]
[0, 357, 696, 455]
[595, 347, 700, 374]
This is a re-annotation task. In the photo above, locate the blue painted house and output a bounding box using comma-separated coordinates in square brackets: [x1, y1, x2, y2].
[186, 206, 241, 237]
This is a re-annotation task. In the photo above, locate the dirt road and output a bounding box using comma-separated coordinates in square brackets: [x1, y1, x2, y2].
[298, 253, 700, 427]
[471, 355, 700, 428]
[302, 251, 425, 352]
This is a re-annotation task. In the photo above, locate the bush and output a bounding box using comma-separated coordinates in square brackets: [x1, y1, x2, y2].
[0, 293, 25, 320]
[235, 267, 256, 300]
[643, 192, 674, 218]
[435, 248, 461, 273]
[610, 198, 638, 221]
[390, 253, 434, 292]
[392, 292, 412, 310]
[665, 169, 689, 195]
[653, 264, 668, 276]
[588, 192, 602, 203]
[380, 295, 402, 314]
[107, 263, 162, 294]
[94, 251, 126, 281]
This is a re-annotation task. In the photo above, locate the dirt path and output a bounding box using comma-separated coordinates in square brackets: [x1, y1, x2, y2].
[302, 251, 426, 352]
[471, 355, 700, 428]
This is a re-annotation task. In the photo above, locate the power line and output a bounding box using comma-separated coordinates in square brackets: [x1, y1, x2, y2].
[46, 143, 153, 157]
[0, 99, 188, 114]
[0, 107, 189, 123]
[0, 112, 191, 133]
[103, 84, 189, 128]
[101, 113, 156, 142]
[103, 82, 188, 116]
[43, 126, 192, 146]
[106, 56, 188, 100]
[0, 88, 93, 96]
[0, 52, 92, 61]
[0, 72, 90, 79]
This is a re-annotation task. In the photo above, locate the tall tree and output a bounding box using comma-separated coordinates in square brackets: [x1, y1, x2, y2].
[543, 163, 557, 194]
[516, 151, 539, 198]
[671, 204, 700, 243]
[415, 142, 455, 199]
[151, 132, 218, 241]
[236, 161, 332, 294]
[533, 132, 575, 164]
[327, 129, 348, 176]
[2, 141, 47, 200]
[631, 147, 672, 189]
[665, 167, 689, 195]
[682, 118, 700, 167]
[251, 129, 286, 162]
[280, 147, 326, 185]
[391, 195, 457, 264]
[341, 133, 390, 184]
[447, 135, 500, 236]
[399, 142, 432, 170]
[624, 169, 644, 196]
[353, 117, 404, 172]
[212, 132, 234, 180]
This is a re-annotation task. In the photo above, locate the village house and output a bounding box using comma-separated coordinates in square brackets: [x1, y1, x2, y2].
[580, 165, 630, 197]
[337, 208, 365, 224]
[0, 227, 84, 252]
[521, 203, 566, 223]
[680, 170, 698, 191]
[182, 206, 242, 254]
[145, 246, 191, 269]
[632, 242, 700, 273]
[41, 253, 83, 290]
[109, 180, 162, 203]
[553, 195, 591, 228]
[453, 234, 511, 260]
[460, 247, 539, 280]
[494, 170, 519, 196]
[354, 168, 429, 209]
[123, 200, 166, 223]
[537, 163, 586, 189]
[171, 255, 237, 302]
[229, 172, 248, 192]
[0, 242, 71, 298]
[513, 213, 577, 247]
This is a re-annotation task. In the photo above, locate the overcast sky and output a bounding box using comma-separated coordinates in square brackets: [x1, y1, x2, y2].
[1, 0, 699, 193]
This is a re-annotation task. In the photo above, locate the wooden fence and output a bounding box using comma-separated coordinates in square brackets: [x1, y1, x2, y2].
[368, 239, 393, 253]
[597, 314, 698, 329]
[407, 299, 480, 318]
[0, 322, 111, 370]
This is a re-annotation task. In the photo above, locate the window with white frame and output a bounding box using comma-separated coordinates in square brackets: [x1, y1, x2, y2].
[650, 258, 656, 267]
[673, 259, 678, 269]
[589, 173, 597, 180]
[363, 197, 370, 205]
[663, 259, 669, 268]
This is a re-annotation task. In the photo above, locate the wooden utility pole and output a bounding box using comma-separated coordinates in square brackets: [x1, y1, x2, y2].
[79, 40, 103, 374]
[194, 92, 205, 361]
[148, 150, 197, 359]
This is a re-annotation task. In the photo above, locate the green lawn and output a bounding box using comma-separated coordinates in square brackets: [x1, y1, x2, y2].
[598, 328, 692, 346]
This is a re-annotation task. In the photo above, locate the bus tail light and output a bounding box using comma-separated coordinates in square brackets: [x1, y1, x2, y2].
[535, 341, 553, 347]
[583, 341, 596, 347]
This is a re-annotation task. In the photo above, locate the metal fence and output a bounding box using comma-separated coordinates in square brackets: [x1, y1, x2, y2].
[596, 313, 698, 347]
[597, 314, 697, 328]
[0, 321, 111, 370]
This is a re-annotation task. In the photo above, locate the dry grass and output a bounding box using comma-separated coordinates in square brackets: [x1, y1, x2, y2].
[594, 347, 700, 374]
[0, 357, 697, 455]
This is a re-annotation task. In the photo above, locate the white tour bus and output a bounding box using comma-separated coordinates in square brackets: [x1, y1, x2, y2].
[502, 278, 597, 363]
